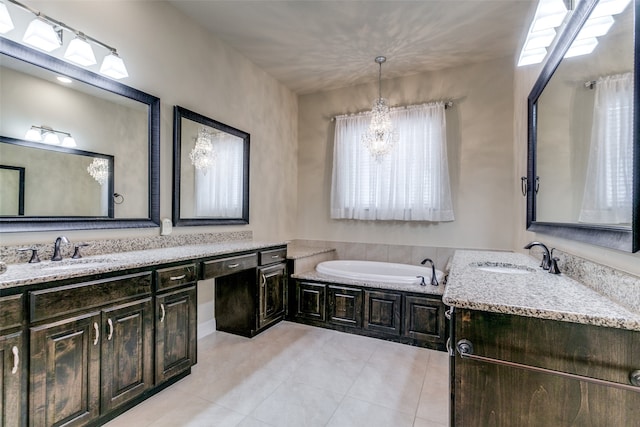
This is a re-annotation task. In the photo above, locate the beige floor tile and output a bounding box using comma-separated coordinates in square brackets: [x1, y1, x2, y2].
[321, 330, 380, 362]
[413, 417, 448, 427]
[289, 349, 366, 395]
[416, 373, 449, 425]
[237, 417, 276, 427]
[151, 399, 246, 427]
[326, 396, 414, 427]
[250, 380, 343, 427]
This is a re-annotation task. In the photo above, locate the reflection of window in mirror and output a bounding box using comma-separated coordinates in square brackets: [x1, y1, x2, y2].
[579, 73, 633, 224]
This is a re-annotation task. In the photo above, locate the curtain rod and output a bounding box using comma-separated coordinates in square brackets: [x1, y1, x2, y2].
[331, 100, 454, 121]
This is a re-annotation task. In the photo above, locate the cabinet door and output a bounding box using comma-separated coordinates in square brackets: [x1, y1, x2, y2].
[1, 331, 24, 427]
[30, 312, 101, 427]
[328, 286, 363, 328]
[101, 298, 154, 413]
[259, 263, 286, 328]
[295, 282, 326, 322]
[364, 290, 401, 336]
[403, 295, 446, 346]
[156, 286, 197, 384]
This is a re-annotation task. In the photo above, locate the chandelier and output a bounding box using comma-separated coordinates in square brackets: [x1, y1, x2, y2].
[87, 158, 109, 185]
[362, 56, 397, 162]
[189, 127, 215, 173]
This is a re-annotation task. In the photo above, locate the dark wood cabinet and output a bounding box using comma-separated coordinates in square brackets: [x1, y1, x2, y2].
[258, 263, 286, 329]
[403, 294, 446, 349]
[155, 286, 197, 384]
[29, 312, 102, 427]
[452, 309, 640, 426]
[295, 282, 326, 323]
[101, 298, 154, 413]
[328, 286, 362, 328]
[1, 293, 25, 427]
[364, 290, 401, 336]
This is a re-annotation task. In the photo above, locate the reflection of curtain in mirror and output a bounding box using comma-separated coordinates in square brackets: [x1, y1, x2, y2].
[194, 133, 244, 217]
[579, 73, 633, 224]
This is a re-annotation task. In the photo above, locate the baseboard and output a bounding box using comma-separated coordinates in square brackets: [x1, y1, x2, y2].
[197, 319, 216, 340]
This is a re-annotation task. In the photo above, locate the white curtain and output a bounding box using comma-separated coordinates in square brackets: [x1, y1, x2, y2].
[195, 133, 244, 217]
[579, 73, 633, 224]
[331, 102, 454, 221]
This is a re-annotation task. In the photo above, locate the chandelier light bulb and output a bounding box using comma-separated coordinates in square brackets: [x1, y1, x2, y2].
[87, 158, 109, 185]
[0, 1, 14, 34]
[362, 56, 397, 162]
[190, 128, 216, 173]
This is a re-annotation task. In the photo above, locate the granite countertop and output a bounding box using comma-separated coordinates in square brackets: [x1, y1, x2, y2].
[286, 245, 336, 260]
[0, 240, 286, 291]
[292, 270, 445, 296]
[443, 250, 640, 331]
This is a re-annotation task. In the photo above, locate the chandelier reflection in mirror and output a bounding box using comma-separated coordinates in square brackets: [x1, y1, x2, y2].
[189, 127, 216, 173]
[87, 157, 108, 185]
[362, 56, 398, 162]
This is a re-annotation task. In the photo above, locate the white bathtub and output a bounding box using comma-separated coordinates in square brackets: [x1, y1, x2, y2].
[316, 260, 444, 285]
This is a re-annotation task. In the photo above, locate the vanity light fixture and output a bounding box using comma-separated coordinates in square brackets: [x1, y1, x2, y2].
[0, 1, 14, 34]
[5, 0, 129, 79]
[564, 36, 599, 57]
[189, 127, 215, 172]
[518, 0, 568, 66]
[64, 33, 96, 66]
[87, 158, 109, 185]
[24, 125, 76, 147]
[362, 56, 398, 162]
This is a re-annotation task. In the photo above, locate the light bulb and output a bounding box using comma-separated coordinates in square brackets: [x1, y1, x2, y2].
[23, 18, 61, 52]
[0, 1, 14, 34]
[64, 36, 96, 66]
[100, 52, 128, 79]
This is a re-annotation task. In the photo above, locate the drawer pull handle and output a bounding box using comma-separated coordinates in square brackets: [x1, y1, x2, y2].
[11, 346, 19, 374]
[445, 307, 453, 320]
[93, 322, 100, 346]
[228, 263, 240, 268]
[160, 303, 166, 323]
[107, 318, 114, 341]
[271, 255, 280, 259]
[170, 274, 187, 281]
[456, 339, 640, 393]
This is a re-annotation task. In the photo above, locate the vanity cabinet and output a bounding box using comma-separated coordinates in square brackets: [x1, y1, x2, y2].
[258, 262, 287, 329]
[0, 294, 25, 427]
[291, 279, 447, 350]
[28, 272, 154, 427]
[452, 309, 640, 426]
[155, 264, 197, 384]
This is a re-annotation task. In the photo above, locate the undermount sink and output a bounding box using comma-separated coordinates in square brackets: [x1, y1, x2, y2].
[37, 258, 113, 272]
[470, 262, 537, 275]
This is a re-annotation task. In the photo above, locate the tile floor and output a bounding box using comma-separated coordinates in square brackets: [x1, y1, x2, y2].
[105, 321, 450, 427]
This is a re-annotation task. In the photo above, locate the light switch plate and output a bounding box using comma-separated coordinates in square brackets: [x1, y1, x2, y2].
[160, 218, 172, 236]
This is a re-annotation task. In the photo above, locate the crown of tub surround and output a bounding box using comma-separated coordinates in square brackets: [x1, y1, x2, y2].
[1, 237, 287, 290]
[0, 231, 253, 266]
[289, 239, 456, 271]
[444, 250, 640, 332]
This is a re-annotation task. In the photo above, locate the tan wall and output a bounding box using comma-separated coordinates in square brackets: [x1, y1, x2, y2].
[1, 0, 298, 245]
[296, 57, 515, 250]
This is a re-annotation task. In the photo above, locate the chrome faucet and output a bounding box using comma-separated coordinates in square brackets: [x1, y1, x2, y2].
[52, 236, 69, 261]
[524, 241, 560, 274]
[420, 258, 439, 286]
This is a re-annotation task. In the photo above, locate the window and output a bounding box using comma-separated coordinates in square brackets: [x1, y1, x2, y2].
[331, 102, 454, 221]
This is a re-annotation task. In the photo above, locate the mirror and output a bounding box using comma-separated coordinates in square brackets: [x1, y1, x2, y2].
[527, 0, 639, 252]
[173, 106, 250, 226]
[0, 38, 160, 232]
[1, 136, 114, 217]
[0, 164, 24, 216]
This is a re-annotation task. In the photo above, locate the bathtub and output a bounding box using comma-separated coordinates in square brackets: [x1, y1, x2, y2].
[315, 260, 444, 286]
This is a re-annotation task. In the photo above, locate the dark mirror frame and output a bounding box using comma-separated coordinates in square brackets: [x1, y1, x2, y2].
[0, 164, 25, 216]
[173, 106, 250, 226]
[1, 135, 115, 218]
[527, 0, 640, 252]
[0, 37, 160, 232]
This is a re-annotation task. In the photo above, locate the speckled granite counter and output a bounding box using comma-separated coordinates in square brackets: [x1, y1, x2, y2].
[0, 240, 286, 291]
[292, 270, 445, 296]
[286, 245, 336, 260]
[443, 250, 640, 331]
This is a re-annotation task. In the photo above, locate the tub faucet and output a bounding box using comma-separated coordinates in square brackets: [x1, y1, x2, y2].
[52, 236, 69, 261]
[420, 258, 439, 286]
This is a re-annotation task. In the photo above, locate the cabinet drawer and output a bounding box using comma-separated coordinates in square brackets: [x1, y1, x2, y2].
[202, 253, 257, 278]
[259, 248, 287, 266]
[30, 272, 152, 323]
[0, 294, 23, 332]
[156, 263, 197, 291]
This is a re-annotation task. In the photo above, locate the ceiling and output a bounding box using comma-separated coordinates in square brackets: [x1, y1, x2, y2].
[169, 0, 536, 95]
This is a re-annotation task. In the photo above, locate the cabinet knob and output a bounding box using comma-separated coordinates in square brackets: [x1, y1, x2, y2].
[630, 370, 640, 387]
[11, 346, 19, 374]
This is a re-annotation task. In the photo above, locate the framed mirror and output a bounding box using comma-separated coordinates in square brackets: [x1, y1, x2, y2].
[0, 164, 25, 216]
[173, 106, 250, 226]
[0, 38, 160, 232]
[527, 0, 639, 252]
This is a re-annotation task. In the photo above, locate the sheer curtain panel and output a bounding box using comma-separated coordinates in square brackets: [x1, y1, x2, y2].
[331, 102, 454, 221]
[579, 73, 633, 224]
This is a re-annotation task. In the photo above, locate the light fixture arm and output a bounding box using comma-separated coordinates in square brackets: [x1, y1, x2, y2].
[375, 56, 386, 100]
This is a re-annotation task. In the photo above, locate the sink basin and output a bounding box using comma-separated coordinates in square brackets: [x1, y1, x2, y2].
[37, 258, 114, 272]
[470, 262, 537, 275]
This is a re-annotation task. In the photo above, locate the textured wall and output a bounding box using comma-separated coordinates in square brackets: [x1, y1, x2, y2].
[296, 57, 515, 250]
[1, 0, 298, 244]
